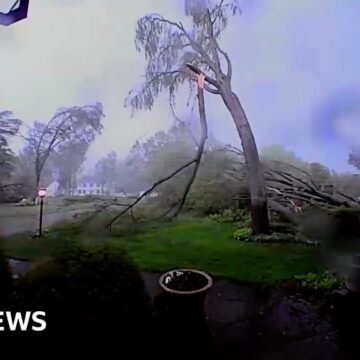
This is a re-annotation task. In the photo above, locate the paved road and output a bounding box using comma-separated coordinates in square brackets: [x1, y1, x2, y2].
[0, 207, 94, 236]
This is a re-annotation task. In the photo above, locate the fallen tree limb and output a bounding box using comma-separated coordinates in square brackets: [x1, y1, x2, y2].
[268, 198, 301, 224]
[96, 201, 133, 210]
[106, 159, 196, 230]
[226, 145, 360, 209]
[266, 159, 320, 190]
[106, 73, 209, 229]
[266, 169, 360, 209]
[169, 76, 208, 219]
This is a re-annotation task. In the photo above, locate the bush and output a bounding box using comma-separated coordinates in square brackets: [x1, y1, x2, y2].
[233, 227, 252, 241]
[294, 272, 340, 290]
[209, 208, 250, 224]
[252, 233, 297, 243]
[0, 184, 26, 203]
[233, 228, 297, 243]
[14, 240, 151, 352]
[186, 186, 243, 215]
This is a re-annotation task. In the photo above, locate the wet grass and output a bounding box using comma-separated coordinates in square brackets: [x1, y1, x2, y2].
[1, 216, 322, 284]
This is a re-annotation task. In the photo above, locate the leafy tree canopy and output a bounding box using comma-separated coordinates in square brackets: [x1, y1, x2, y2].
[127, 0, 240, 112]
[0, 111, 22, 182]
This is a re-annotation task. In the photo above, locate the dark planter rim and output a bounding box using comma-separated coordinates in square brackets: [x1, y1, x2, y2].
[159, 269, 213, 295]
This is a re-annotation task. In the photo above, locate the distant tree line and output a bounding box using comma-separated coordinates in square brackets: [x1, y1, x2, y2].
[0, 103, 104, 202]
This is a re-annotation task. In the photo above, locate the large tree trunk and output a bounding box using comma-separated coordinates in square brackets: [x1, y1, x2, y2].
[221, 85, 270, 234]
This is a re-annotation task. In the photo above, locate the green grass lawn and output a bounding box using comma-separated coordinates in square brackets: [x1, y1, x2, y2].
[1, 216, 322, 284]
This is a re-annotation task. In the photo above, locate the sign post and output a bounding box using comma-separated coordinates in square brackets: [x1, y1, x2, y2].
[38, 188, 47, 237]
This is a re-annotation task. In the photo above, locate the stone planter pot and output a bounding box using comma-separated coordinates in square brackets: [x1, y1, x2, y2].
[158, 269, 212, 314]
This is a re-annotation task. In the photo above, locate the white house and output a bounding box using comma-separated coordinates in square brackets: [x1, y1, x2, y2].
[71, 176, 110, 196]
[69, 176, 144, 198]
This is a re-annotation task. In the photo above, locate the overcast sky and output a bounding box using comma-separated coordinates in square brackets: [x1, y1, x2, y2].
[1, 0, 359, 172]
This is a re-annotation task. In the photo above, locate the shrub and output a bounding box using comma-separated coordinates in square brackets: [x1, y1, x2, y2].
[14, 240, 151, 352]
[253, 233, 297, 243]
[233, 227, 252, 241]
[209, 208, 250, 224]
[233, 228, 297, 243]
[0, 184, 26, 203]
[294, 272, 340, 290]
[186, 186, 242, 215]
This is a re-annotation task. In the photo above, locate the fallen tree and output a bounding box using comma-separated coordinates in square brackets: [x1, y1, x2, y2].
[106, 137, 360, 228]
[221, 145, 360, 223]
[106, 110, 360, 229]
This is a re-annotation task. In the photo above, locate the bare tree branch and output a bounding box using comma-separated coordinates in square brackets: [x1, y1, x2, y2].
[205, 9, 222, 75]
[186, 63, 219, 87]
[210, 0, 225, 24]
[268, 198, 300, 224]
[106, 159, 196, 230]
[169, 74, 208, 218]
[204, 83, 221, 94]
[147, 15, 217, 74]
[217, 45, 232, 80]
[106, 73, 210, 227]
[220, 145, 360, 211]
[204, 5, 233, 81]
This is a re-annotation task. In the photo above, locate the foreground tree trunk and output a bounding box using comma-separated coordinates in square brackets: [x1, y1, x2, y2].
[221, 85, 270, 234]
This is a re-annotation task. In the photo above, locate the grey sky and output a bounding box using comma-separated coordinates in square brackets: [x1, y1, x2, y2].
[1, 0, 359, 172]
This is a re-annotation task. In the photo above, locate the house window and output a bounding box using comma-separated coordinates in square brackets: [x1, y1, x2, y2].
[90, 183, 93, 187]
[83, 190, 87, 194]
[90, 190, 93, 194]
[83, 184, 87, 188]
[96, 189, 100, 194]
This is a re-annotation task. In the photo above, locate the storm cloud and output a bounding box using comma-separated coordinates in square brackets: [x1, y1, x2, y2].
[1, 0, 359, 172]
